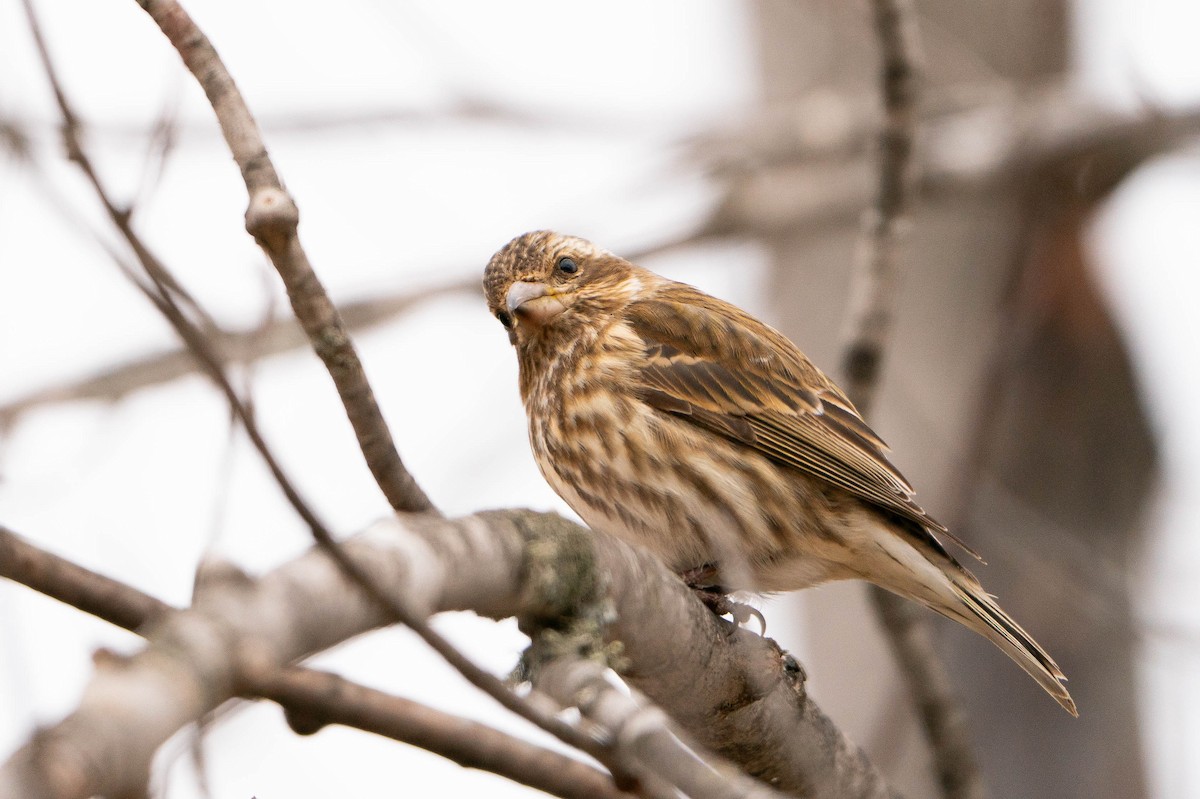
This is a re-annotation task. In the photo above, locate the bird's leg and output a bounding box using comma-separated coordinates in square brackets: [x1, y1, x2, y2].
[680, 564, 766, 634]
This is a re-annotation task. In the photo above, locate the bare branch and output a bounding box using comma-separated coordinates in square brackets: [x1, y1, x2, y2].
[134, 0, 433, 515]
[0, 526, 630, 799]
[536, 657, 782, 799]
[705, 86, 1200, 237]
[21, 0, 214, 335]
[27, 1, 621, 775]
[841, 0, 920, 405]
[0, 526, 166, 633]
[0, 511, 898, 799]
[254, 667, 634, 799]
[0, 213, 725, 429]
[0, 94, 653, 153]
[0, 214, 726, 428]
[838, 3, 983, 799]
[0, 277, 479, 427]
[869, 577, 981, 799]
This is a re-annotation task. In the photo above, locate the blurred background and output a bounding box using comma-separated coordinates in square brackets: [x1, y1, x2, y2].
[1, 0, 1197, 797]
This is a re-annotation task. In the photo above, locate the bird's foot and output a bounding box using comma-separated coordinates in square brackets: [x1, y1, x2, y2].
[680, 563, 766, 634]
[705, 591, 766, 634]
[690, 586, 767, 635]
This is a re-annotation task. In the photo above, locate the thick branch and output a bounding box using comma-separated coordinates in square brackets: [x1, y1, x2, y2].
[536, 657, 778, 799]
[839, 3, 982, 799]
[135, 0, 432, 514]
[0, 511, 897, 799]
[0, 526, 631, 799]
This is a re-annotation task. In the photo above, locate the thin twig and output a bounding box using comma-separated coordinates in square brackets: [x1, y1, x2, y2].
[0, 526, 631, 799]
[1, 97, 645, 150]
[0, 222, 719, 428]
[840, 2, 983, 799]
[704, 85, 1200, 242]
[133, 0, 433, 515]
[26, 0, 622, 778]
[0, 277, 480, 426]
[254, 668, 633, 799]
[19, 11, 212, 336]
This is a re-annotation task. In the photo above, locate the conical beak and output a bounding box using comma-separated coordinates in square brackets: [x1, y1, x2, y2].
[506, 281, 567, 326]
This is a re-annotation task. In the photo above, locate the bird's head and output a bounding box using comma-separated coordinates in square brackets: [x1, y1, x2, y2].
[484, 231, 641, 346]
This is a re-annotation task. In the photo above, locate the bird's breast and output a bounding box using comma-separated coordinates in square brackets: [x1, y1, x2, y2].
[517, 320, 850, 589]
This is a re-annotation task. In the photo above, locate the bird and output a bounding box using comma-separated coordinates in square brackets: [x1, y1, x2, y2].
[483, 229, 1076, 716]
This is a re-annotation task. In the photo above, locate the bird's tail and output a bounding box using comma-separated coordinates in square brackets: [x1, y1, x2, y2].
[942, 575, 1077, 716]
[864, 525, 1077, 715]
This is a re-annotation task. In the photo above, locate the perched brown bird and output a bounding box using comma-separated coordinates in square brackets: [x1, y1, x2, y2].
[484, 230, 1076, 715]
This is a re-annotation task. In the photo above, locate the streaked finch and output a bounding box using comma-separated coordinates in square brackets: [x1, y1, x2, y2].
[484, 230, 1075, 715]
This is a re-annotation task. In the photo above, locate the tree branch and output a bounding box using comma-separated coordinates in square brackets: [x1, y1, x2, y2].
[842, 0, 920, 408]
[0, 511, 898, 799]
[839, 3, 982, 799]
[535, 657, 779, 799]
[0, 526, 631, 799]
[0, 278, 479, 428]
[254, 667, 632, 799]
[28, 0, 622, 775]
[0, 224, 713, 428]
[134, 0, 433, 515]
[704, 86, 1200, 237]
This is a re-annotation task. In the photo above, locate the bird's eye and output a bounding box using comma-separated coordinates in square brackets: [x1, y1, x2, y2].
[556, 257, 579, 275]
[496, 310, 514, 329]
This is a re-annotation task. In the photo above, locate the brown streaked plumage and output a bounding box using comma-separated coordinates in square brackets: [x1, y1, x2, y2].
[484, 230, 1076, 716]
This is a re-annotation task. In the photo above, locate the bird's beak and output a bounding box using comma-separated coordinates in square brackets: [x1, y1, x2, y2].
[506, 281, 567, 326]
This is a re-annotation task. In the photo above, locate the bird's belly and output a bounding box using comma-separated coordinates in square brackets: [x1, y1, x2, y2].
[535, 415, 715, 574]
[531, 392, 848, 590]
[750, 552, 849, 592]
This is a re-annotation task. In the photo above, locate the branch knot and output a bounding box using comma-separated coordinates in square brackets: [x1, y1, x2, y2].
[245, 187, 299, 252]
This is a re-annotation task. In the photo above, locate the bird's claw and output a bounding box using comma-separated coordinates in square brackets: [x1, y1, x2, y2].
[692, 587, 767, 635]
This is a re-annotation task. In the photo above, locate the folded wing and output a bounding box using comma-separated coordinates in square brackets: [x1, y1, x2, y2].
[626, 285, 980, 562]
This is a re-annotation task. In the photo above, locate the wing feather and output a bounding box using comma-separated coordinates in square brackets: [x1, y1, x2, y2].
[625, 285, 982, 561]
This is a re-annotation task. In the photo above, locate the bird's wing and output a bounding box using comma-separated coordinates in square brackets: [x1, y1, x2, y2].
[624, 285, 978, 559]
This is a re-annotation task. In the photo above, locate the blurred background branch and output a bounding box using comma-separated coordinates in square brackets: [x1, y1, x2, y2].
[833, 3, 983, 798]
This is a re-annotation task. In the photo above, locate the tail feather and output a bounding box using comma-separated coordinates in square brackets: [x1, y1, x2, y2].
[853, 518, 1076, 715]
[945, 577, 1077, 717]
